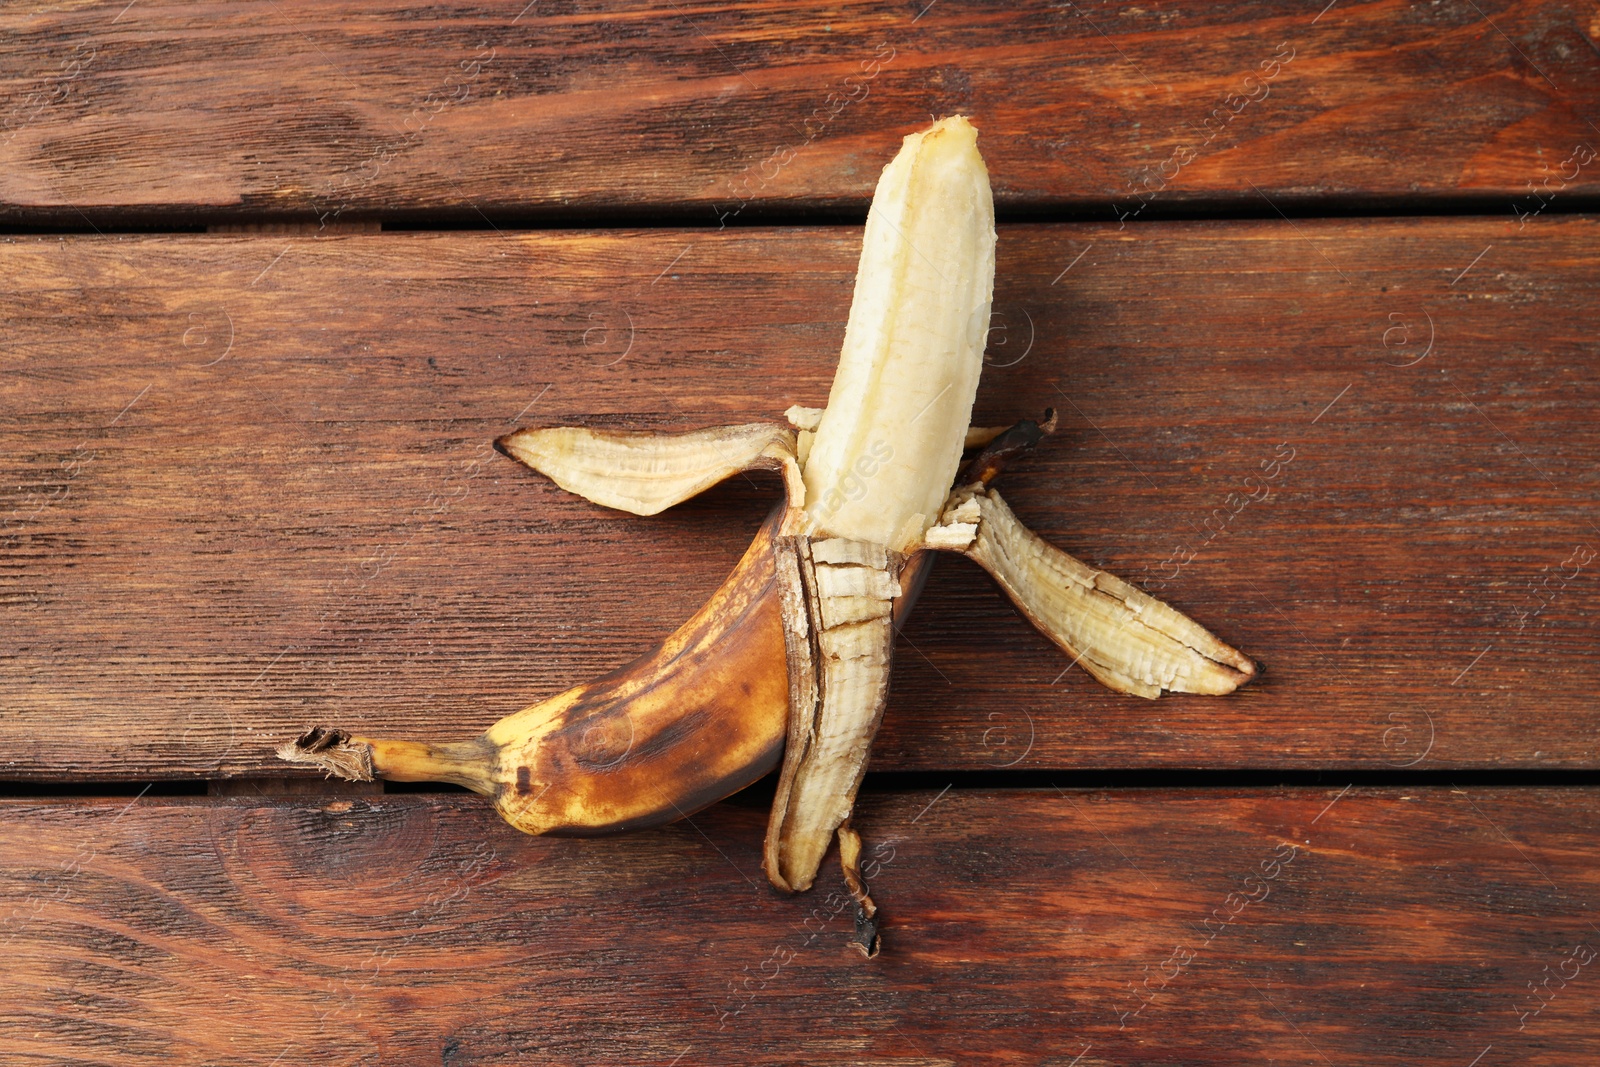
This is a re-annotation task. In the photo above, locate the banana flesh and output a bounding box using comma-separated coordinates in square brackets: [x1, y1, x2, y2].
[277, 115, 1257, 951]
[801, 116, 995, 553]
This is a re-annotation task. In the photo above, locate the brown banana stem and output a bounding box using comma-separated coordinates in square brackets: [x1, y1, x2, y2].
[964, 408, 1057, 487]
[277, 727, 499, 795]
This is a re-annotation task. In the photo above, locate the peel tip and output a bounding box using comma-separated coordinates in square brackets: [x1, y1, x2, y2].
[495, 427, 545, 465]
[1200, 654, 1258, 697]
[1218, 644, 1258, 684]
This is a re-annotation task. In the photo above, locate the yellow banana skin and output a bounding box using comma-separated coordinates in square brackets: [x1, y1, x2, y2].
[279, 506, 791, 835]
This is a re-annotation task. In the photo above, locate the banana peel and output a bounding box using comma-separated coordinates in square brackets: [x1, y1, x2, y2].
[279, 116, 1254, 954]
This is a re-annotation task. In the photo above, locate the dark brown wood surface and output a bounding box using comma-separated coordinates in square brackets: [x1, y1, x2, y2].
[4, 218, 1597, 779]
[3, 1, 1600, 224]
[3, 786, 1597, 1065]
[6, 5, 1599, 1057]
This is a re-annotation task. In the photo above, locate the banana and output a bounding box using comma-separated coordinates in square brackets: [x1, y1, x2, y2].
[279, 116, 1255, 953]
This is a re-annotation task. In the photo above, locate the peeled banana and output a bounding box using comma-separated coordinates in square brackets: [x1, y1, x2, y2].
[279, 116, 1254, 953]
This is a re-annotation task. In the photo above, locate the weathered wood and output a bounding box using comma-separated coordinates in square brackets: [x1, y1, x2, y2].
[2, 1, 1598, 223]
[2, 219, 1596, 779]
[1, 788, 1596, 1064]
[207, 776, 383, 796]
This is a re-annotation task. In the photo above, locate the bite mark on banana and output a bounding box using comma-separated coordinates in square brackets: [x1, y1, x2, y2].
[278, 115, 1255, 950]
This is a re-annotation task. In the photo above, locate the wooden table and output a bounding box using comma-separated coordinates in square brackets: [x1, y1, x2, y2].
[3, 2, 1598, 1063]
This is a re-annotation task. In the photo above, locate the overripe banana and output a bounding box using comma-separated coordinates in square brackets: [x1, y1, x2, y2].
[286, 505, 792, 835]
[279, 116, 1255, 953]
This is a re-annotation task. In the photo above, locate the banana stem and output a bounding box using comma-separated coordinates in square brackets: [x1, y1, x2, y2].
[366, 738, 499, 794]
[964, 408, 1057, 486]
[277, 726, 499, 795]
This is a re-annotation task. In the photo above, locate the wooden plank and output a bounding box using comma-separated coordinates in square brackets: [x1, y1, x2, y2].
[1, 218, 1596, 779]
[1, 787, 1597, 1064]
[3, 1, 1599, 222]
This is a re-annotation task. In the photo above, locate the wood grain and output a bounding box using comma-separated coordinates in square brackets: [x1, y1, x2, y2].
[2, 787, 1597, 1064]
[2, 219, 1597, 779]
[2, 0, 1599, 224]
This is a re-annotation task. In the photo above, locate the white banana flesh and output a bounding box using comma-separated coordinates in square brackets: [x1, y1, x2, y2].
[801, 116, 995, 553]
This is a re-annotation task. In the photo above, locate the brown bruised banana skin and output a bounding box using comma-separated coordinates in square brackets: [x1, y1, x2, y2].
[505, 526, 929, 837]
[492, 505, 789, 835]
[280, 506, 791, 835]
